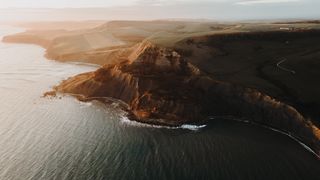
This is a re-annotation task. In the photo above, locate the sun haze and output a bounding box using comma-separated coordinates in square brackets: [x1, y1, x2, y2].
[0, 0, 319, 21]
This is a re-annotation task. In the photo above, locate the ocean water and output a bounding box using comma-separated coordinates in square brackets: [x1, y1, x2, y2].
[0, 26, 319, 180]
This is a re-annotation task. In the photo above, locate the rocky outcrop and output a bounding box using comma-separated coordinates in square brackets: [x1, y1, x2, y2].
[53, 41, 320, 155]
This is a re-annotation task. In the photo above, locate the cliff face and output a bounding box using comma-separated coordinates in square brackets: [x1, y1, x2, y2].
[176, 30, 320, 125]
[55, 42, 201, 124]
[53, 41, 320, 155]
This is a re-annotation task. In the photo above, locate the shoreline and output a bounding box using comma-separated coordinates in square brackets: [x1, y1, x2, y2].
[45, 91, 320, 159]
[211, 116, 320, 159]
[4, 26, 320, 157]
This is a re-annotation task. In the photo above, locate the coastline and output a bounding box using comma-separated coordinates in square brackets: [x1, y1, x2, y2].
[44, 91, 320, 159]
[212, 116, 320, 159]
[4, 26, 320, 157]
[46, 91, 320, 159]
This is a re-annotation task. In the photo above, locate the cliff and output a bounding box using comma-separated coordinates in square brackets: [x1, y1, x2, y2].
[4, 21, 320, 155]
[175, 29, 320, 125]
[53, 41, 320, 155]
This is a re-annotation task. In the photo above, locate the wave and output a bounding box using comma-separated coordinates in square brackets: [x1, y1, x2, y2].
[120, 115, 206, 131]
[265, 125, 320, 159]
[79, 101, 93, 107]
[210, 116, 320, 159]
[180, 124, 207, 131]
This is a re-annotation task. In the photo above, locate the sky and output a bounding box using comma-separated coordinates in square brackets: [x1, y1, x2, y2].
[0, 0, 319, 21]
[0, 0, 311, 8]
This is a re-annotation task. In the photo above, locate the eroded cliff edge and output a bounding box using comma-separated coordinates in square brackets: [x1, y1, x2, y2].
[51, 41, 320, 155]
[3, 22, 320, 156]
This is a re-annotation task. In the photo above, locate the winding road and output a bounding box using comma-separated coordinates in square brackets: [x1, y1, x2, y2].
[276, 58, 296, 74]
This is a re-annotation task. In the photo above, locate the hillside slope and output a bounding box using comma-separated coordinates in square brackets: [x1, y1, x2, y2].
[3, 20, 320, 155]
[52, 41, 320, 155]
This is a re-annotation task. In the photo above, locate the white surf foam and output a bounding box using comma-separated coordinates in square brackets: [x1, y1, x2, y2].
[180, 124, 207, 131]
[120, 115, 206, 131]
[79, 101, 93, 107]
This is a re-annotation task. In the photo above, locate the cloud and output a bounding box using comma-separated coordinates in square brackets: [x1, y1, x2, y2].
[134, 0, 231, 6]
[134, 0, 173, 6]
[236, 0, 300, 5]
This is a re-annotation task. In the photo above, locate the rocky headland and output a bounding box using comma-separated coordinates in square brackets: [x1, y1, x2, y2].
[51, 41, 320, 155]
[4, 21, 320, 156]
